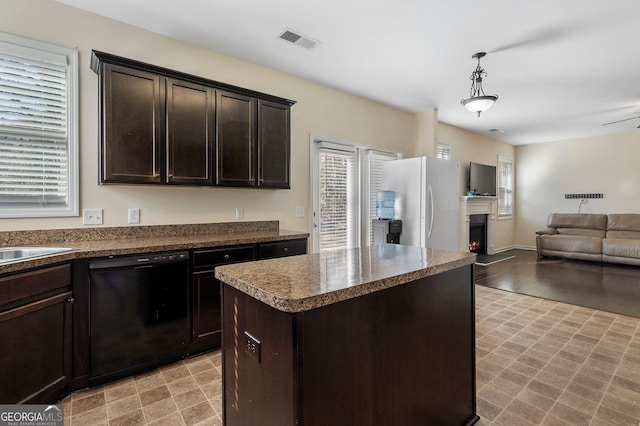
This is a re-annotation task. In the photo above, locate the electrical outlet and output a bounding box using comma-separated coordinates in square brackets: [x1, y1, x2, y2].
[235, 208, 244, 220]
[243, 331, 261, 362]
[128, 208, 140, 224]
[82, 209, 103, 225]
[295, 206, 305, 218]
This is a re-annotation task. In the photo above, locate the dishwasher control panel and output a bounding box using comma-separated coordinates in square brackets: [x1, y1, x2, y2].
[89, 251, 189, 269]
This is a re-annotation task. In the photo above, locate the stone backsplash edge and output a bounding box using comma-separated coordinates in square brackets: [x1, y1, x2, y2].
[0, 221, 279, 246]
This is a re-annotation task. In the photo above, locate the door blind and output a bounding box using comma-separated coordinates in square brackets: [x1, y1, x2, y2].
[0, 49, 69, 207]
[366, 150, 398, 244]
[318, 144, 358, 251]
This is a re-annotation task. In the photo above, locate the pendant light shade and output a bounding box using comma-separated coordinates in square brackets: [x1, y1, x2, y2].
[461, 52, 498, 117]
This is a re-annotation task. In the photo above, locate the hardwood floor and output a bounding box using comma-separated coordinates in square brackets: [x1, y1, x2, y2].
[475, 250, 640, 318]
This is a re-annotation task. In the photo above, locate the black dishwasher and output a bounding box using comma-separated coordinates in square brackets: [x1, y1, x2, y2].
[89, 251, 189, 385]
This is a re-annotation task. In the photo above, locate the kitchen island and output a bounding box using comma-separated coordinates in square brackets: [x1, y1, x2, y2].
[215, 244, 479, 426]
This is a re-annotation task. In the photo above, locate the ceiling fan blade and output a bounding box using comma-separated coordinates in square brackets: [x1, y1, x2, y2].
[490, 28, 565, 54]
[601, 116, 640, 126]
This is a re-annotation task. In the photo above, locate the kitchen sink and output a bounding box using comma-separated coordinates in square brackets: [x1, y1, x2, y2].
[0, 247, 74, 264]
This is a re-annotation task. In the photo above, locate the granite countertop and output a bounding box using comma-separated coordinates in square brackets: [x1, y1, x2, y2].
[0, 222, 308, 274]
[215, 244, 475, 313]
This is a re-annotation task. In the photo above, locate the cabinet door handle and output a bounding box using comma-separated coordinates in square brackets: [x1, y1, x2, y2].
[67, 297, 75, 304]
[168, 173, 174, 178]
[223, 254, 230, 260]
[282, 247, 289, 252]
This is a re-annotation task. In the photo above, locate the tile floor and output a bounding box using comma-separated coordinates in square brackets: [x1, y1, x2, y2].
[61, 285, 640, 425]
[475, 285, 640, 426]
[60, 351, 222, 425]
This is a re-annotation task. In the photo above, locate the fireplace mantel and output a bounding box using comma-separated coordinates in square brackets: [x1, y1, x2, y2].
[459, 196, 498, 254]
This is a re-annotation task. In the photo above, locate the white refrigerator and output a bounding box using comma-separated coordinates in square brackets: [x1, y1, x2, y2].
[382, 156, 460, 251]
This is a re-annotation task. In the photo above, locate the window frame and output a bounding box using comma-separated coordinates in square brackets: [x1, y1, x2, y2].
[0, 32, 79, 218]
[497, 155, 514, 220]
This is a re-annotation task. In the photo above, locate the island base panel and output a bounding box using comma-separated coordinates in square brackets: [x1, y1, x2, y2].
[222, 264, 477, 425]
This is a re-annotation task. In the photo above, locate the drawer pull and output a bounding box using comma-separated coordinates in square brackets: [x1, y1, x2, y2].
[67, 297, 75, 304]
[282, 247, 289, 252]
[223, 254, 230, 260]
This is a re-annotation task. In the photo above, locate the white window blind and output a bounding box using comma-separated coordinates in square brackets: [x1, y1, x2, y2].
[0, 33, 78, 217]
[498, 155, 514, 218]
[436, 142, 451, 160]
[366, 150, 398, 245]
[317, 143, 358, 252]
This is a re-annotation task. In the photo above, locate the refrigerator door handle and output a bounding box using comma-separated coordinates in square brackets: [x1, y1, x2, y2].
[428, 185, 434, 240]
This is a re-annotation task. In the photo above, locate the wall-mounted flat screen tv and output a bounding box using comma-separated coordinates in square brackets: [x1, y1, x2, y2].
[469, 162, 496, 196]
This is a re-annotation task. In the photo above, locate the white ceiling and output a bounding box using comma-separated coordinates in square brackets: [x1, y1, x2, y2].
[56, 0, 640, 145]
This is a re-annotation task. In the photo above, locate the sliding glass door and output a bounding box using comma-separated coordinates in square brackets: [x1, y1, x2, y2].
[311, 138, 399, 253]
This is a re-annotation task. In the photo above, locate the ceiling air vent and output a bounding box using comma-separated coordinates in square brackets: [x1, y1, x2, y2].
[279, 29, 320, 50]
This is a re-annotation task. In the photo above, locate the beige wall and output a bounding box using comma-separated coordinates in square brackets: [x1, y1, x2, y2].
[1, 0, 415, 232]
[438, 123, 516, 252]
[2, 0, 519, 253]
[412, 109, 438, 157]
[514, 130, 640, 248]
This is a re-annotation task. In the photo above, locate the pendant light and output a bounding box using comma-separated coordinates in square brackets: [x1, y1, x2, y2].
[461, 52, 498, 117]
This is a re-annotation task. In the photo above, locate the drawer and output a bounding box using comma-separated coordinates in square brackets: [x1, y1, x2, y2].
[258, 239, 307, 259]
[193, 245, 256, 269]
[0, 264, 72, 309]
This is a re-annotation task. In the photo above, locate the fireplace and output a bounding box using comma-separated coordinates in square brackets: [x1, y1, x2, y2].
[459, 196, 497, 254]
[469, 214, 488, 254]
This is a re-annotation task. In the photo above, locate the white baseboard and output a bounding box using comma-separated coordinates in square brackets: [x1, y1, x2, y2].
[492, 245, 536, 253]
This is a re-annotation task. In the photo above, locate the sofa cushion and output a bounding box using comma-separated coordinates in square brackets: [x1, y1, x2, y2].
[603, 238, 640, 258]
[547, 213, 607, 238]
[556, 228, 606, 237]
[538, 234, 603, 254]
[606, 214, 640, 239]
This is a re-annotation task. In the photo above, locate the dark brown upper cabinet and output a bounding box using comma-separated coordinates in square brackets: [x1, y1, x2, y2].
[216, 91, 256, 187]
[258, 100, 290, 188]
[217, 94, 292, 188]
[166, 79, 215, 185]
[101, 64, 163, 184]
[91, 51, 295, 189]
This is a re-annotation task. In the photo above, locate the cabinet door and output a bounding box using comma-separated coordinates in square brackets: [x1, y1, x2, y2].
[192, 272, 221, 345]
[191, 245, 256, 351]
[258, 100, 290, 188]
[101, 64, 163, 183]
[166, 79, 214, 185]
[0, 292, 73, 403]
[216, 91, 256, 186]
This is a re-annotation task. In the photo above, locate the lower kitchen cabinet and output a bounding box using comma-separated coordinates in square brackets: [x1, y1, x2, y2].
[0, 237, 308, 402]
[191, 239, 307, 354]
[192, 271, 220, 344]
[191, 244, 257, 353]
[0, 264, 73, 404]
